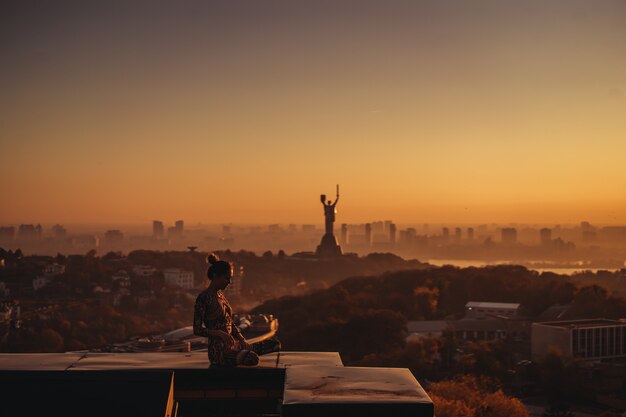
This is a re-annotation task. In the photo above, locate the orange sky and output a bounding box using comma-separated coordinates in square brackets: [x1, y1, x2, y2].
[1, 1, 626, 225]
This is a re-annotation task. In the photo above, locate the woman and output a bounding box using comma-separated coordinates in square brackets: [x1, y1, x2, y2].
[193, 253, 279, 367]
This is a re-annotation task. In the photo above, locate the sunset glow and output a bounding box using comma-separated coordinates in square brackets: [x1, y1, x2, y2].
[2, 0, 626, 225]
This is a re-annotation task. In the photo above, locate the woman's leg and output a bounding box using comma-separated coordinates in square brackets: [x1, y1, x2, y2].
[250, 337, 281, 356]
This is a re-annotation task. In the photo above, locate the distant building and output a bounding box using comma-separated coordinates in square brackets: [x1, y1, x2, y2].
[600, 226, 626, 242]
[454, 227, 462, 240]
[52, 224, 67, 238]
[364, 223, 372, 246]
[18, 224, 39, 241]
[104, 230, 124, 246]
[302, 224, 316, 233]
[406, 321, 448, 339]
[389, 223, 397, 244]
[225, 265, 244, 298]
[467, 227, 474, 240]
[501, 228, 517, 244]
[340, 224, 349, 245]
[465, 301, 520, 319]
[32, 276, 51, 291]
[44, 263, 65, 277]
[153, 221, 164, 239]
[384, 220, 393, 235]
[268, 224, 281, 233]
[0, 227, 15, 241]
[371, 221, 384, 234]
[449, 319, 510, 342]
[163, 269, 194, 289]
[133, 265, 157, 277]
[580, 221, 594, 232]
[532, 319, 626, 360]
[168, 220, 184, 238]
[582, 230, 597, 242]
[72, 234, 99, 249]
[540, 228, 552, 245]
[408, 318, 529, 343]
[442, 227, 449, 239]
[112, 270, 131, 288]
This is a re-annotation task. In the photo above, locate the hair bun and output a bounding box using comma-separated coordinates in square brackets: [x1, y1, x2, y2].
[207, 253, 220, 265]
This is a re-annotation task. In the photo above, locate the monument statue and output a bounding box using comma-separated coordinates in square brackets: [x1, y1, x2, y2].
[316, 184, 343, 257]
[320, 184, 339, 235]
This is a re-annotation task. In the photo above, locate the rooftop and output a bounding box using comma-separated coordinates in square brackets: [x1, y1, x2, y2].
[535, 319, 626, 329]
[0, 351, 433, 417]
[465, 301, 520, 309]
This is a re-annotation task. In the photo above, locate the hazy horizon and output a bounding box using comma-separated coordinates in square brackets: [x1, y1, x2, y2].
[2, 0, 625, 225]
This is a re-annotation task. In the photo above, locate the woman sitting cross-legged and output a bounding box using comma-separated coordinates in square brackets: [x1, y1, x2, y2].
[193, 253, 280, 367]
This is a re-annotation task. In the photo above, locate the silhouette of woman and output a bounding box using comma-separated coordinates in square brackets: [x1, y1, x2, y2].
[193, 254, 280, 367]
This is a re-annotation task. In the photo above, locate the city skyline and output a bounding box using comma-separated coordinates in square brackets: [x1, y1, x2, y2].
[2, 1, 626, 225]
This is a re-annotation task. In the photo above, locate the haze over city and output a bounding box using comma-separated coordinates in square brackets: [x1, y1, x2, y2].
[2, 0, 626, 225]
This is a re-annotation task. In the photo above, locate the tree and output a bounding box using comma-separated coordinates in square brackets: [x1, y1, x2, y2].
[429, 375, 528, 417]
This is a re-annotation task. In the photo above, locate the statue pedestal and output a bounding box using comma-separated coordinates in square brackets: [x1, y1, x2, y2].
[316, 233, 343, 258]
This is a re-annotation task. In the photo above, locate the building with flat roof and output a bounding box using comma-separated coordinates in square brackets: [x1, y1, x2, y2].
[532, 319, 626, 360]
[465, 301, 521, 319]
[0, 351, 434, 417]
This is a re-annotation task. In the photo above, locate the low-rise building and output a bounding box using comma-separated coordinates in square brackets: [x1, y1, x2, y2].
[407, 317, 530, 343]
[33, 276, 50, 291]
[532, 319, 626, 360]
[465, 301, 520, 319]
[112, 270, 131, 288]
[132, 265, 157, 277]
[163, 268, 194, 289]
[44, 263, 65, 277]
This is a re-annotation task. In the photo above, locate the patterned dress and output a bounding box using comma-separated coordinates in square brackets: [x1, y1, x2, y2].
[193, 289, 280, 366]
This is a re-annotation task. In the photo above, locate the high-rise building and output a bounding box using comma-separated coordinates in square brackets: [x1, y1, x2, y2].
[371, 221, 384, 234]
[442, 227, 449, 239]
[18, 224, 38, 241]
[104, 230, 124, 245]
[52, 224, 67, 238]
[501, 228, 517, 244]
[153, 221, 164, 239]
[365, 223, 372, 246]
[175, 220, 184, 234]
[389, 223, 397, 244]
[454, 227, 462, 240]
[340, 224, 349, 245]
[467, 227, 474, 240]
[540, 228, 552, 245]
[384, 220, 393, 237]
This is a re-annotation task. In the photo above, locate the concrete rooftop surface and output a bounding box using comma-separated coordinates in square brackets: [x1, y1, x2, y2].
[0, 351, 433, 417]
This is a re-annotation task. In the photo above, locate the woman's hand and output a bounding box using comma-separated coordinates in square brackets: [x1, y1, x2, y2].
[217, 331, 236, 349]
